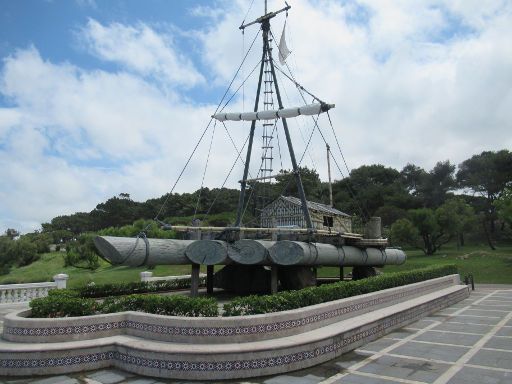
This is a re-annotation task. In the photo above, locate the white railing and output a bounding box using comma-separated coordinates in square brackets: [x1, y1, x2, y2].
[0, 274, 68, 304]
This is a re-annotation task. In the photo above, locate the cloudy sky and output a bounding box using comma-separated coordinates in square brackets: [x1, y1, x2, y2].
[1, 0, 511, 234]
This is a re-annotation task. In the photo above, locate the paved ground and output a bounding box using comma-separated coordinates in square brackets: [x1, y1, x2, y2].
[1, 285, 511, 384]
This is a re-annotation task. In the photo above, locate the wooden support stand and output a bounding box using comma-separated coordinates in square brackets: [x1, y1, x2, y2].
[271, 265, 278, 294]
[191, 264, 200, 297]
[339, 266, 344, 281]
[207, 265, 214, 294]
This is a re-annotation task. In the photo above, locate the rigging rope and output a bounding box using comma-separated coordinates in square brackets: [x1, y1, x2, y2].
[269, 28, 369, 220]
[204, 132, 251, 217]
[193, 120, 217, 220]
[153, 29, 261, 223]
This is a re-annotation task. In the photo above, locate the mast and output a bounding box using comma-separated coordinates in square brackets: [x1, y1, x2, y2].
[327, 144, 333, 207]
[236, 2, 313, 229]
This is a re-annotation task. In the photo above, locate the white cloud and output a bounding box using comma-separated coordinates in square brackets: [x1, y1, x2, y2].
[81, 19, 205, 88]
[1, 0, 511, 234]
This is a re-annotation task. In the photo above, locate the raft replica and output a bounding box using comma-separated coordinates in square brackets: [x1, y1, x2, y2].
[94, 1, 406, 295]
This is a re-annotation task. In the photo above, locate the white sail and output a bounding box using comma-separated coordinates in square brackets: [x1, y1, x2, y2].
[213, 102, 334, 122]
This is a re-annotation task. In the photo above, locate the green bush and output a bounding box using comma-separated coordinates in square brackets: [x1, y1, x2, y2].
[30, 294, 98, 318]
[222, 265, 458, 316]
[29, 265, 458, 318]
[30, 291, 217, 318]
[75, 276, 206, 298]
[65, 233, 100, 270]
[102, 294, 218, 317]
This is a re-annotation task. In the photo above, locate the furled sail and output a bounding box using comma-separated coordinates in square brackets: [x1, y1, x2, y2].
[213, 102, 335, 122]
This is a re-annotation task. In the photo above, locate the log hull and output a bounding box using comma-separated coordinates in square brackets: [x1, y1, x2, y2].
[268, 241, 406, 266]
[229, 239, 275, 265]
[185, 240, 231, 265]
[94, 237, 406, 267]
[94, 236, 193, 266]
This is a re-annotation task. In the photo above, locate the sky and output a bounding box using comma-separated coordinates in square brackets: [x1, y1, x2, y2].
[0, 0, 511, 234]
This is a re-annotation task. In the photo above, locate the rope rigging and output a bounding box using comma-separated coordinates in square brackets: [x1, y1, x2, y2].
[151, 3, 370, 233]
[151, 28, 261, 227]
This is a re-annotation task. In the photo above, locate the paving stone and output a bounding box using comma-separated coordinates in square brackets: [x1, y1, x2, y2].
[447, 366, 512, 384]
[447, 316, 500, 325]
[123, 379, 159, 384]
[495, 327, 512, 337]
[30, 376, 79, 384]
[331, 351, 371, 370]
[483, 336, 512, 351]
[357, 337, 398, 352]
[358, 354, 451, 382]
[468, 349, 512, 370]
[392, 340, 469, 362]
[406, 318, 437, 328]
[331, 373, 403, 383]
[86, 369, 131, 384]
[432, 321, 491, 334]
[385, 329, 417, 339]
[260, 373, 325, 384]
[414, 330, 482, 347]
[464, 309, 507, 317]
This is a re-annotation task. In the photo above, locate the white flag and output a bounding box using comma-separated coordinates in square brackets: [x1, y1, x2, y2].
[278, 24, 291, 65]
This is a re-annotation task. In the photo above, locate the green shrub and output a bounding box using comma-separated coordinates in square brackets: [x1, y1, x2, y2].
[29, 265, 458, 318]
[30, 295, 98, 318]
[75, 276, 206, 298]
[222, 265, 458, 316]
[30, 292, 218, 318]
[102, 294, 218, 317]
[65, 233, 100, 270]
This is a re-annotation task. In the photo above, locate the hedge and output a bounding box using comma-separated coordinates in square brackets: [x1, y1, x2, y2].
[75, 276, 206, 298]
[30, 289, 217, 318]
[29, 265, 458, 318]
[222, 264, 458, 316]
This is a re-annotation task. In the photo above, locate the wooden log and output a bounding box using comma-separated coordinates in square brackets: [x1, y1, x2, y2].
[228, 240, 275, 265]
[269, 241, 406, 266]
[185, 240, 231, 265]
[93, 236, 193, 266]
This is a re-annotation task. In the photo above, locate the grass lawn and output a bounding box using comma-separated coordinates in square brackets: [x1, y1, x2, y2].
[0, 252, 211, 289]
[1, 243, 511, 288]
[319, 243, 512, 284]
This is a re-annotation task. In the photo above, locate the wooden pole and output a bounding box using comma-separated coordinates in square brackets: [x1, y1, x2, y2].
[271, 265, 278, 293]
[327, 144, 333, 207]
[191, 264, 200, 297]
[206, 265, 214, 294]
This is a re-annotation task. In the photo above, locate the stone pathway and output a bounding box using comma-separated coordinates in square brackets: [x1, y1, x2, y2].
[1, 285, 511, 384]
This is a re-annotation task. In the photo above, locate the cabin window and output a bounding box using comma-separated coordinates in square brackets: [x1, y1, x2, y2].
[323, 216, 333, 227]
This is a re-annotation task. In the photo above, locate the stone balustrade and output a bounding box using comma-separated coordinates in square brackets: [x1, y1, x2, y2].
[0, 274, 68, 304]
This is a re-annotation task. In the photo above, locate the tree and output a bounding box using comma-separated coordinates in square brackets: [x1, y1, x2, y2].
[64, 234, 100, 270]
[457, 150, 512, 248]
[435, 198, 476, 247]
[401, 161, 456, 208]
[390, 218, 420, 248]
[333, 164, 412, 218]
[408, 208, 447, 255]
[274, 166, 323, 202]
[495, 187, 512, 227]
[4, 228, 20, 239]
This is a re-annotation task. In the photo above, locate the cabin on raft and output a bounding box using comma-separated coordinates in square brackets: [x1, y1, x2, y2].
[260, 196, 352, 233]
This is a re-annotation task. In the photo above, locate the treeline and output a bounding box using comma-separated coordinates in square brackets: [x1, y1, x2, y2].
[1, 149, 511, 272]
